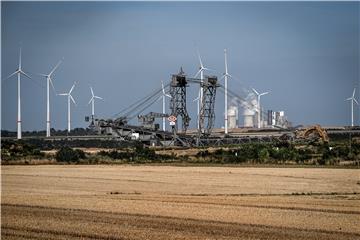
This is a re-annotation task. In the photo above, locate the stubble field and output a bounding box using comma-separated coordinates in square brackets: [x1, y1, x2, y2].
[1, 165, 360, 239]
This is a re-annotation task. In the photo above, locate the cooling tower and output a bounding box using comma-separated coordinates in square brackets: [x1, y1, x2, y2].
[227, 106, 238, 129]
[243, 108, 255, 127]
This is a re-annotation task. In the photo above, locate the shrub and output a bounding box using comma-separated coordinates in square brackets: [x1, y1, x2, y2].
[296, 148, 313, 163]
[196, 150, 210, 158]
[97, 146, 173, 162]
[135, 145, 156, 160]
[258, 148, 270, 163]
[55, 147, 86, 163]
[1, 140, 44, 160]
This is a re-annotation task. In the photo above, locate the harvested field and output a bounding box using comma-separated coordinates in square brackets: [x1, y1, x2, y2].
[2, 165, 360, 239]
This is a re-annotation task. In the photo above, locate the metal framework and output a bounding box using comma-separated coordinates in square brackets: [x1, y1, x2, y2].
[138, 112, 169, 131]
[199, 76, 218, 136]
[170, 68, 190, 133]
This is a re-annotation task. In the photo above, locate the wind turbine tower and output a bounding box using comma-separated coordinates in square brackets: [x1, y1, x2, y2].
[252, 88, 269, 129]
[88, 86, 103, 125]
[346, 88, 359, 127]
[194, 50, 213, 129]
[39, 60, 62, 137]
[4, 47, 31, 139]
[221, 49, 233, 135]
[59, 83, 76, 133]
[160, 81, 172, 131]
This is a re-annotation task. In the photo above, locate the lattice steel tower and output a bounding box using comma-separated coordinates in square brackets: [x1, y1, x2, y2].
[170, 67, 191, 132]
[199, 76, 218, 136]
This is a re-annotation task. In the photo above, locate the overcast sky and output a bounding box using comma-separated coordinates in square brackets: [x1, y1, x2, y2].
[1, 1, 359, 131]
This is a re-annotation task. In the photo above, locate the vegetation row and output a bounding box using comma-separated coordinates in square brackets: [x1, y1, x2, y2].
[1, 139, 360, 166]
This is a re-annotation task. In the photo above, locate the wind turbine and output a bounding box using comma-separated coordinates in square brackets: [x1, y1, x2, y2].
[193, 93, 201, 129]
[193, 50, 213, 129]
[88, 86, 103, 125]
[3, 46, 31, 139]
[252, 88, 269, 129]
[39, 60, 62, 137]
[160, 81, 171, 131]
[58, 83, 76, 133]
[346, 88, 359, 127]
[220, 49, 233, 135]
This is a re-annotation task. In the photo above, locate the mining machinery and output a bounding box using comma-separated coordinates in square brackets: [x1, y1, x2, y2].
[198, 76, 219, 136]
[138, 112, 169, 131]
[296, 125, 329, 143]
[169, 67, 191, 133]
[91, 67, 285, 147]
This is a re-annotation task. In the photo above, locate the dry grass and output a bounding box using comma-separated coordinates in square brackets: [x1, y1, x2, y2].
[2, 165, 360, 239]
[1, 159, 57, 165]
[41, 147, 111, 155]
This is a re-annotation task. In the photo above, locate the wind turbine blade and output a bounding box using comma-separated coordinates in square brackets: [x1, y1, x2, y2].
[193, 96, 199, 102]
[352, 88, 356, 98]
[228, 73, 245, 85]
[94, 96, 103, 100]
[354, 98, 359, 105]
[156, 95, 162, 103]
[19, 47, 22, 69]
[165, 94, 172, 98]
[3, 71, 18, 81]
[224, 48, 228, 74]
[20, 71, 32, 79]
[49, 77, 56, 94]
[90, 87, 94, 97]
[70, 95, 76, 105]
[88, 97, 94, 105]
[252, 88, 259, 95]
[49, 60, 62, 76]
[203, 67, 214, 72]
[38, 73, 48, 77]
[193, 91, 200, 102]
[261, 92, 269, 96]
[197, 50, 203, 68]
[346, 97, 352, 101]
[194, 69, 201, 78]
[58, 93, 68, 96]
[69, 83, 75, 94]
[161, 81, 165, 94]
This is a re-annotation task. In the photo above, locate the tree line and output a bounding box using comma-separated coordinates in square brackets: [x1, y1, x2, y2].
[1, 138, 360, 166]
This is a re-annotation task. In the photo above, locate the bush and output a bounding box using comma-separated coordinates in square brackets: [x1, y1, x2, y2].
[258, 148, 270, 163]
[55, 147, 86, 163]
[1, 140, 45, 160]
[296, 148, 313, 163]
[196, 150, 210, 158]
[135, 145, 156, 160]
[99, 150, 133, 160]
[97, 146, 173, 163]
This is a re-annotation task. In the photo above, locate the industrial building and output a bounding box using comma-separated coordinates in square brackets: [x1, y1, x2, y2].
[267, 110, 291, 128]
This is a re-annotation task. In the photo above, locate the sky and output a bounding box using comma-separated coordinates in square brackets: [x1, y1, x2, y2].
[1, 1, 359, 131]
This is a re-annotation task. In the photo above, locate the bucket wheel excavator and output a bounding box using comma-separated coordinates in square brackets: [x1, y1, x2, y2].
[296, 125, 329, 143]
